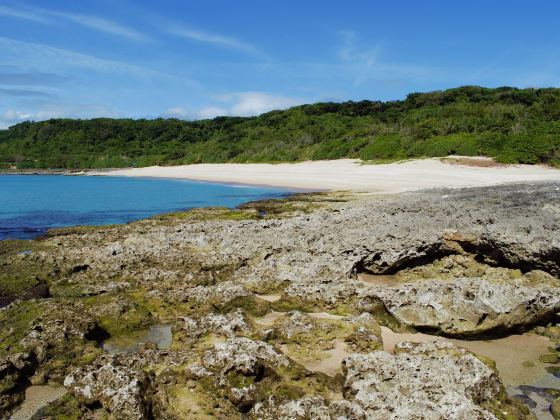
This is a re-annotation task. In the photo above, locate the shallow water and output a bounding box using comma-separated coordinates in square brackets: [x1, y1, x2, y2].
[9, 385, 66, 420]
[0, 175, 291, 240]
[103, 324, 172, 353]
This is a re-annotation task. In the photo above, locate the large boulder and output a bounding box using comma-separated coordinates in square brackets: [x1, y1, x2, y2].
[366, 277, 560, 337]
[342, 341, 505, 419]
[173, 309, 253, 347]
[64, 354, 153, 419]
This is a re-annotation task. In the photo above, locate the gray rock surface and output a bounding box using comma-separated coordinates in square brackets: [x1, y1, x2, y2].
[2, 182, 559, 418]
[64, 354, 153, 419]
[366, 277, 560, 336]
[342, 341, 503, 419]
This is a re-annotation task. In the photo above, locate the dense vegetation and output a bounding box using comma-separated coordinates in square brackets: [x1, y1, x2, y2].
[1, 86, 560, 169]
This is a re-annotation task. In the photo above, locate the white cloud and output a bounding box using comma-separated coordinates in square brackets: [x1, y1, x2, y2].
[197, 106, 228, 119]
[226, 92, 302, 116]
[166, 107, 190, 118]
[168, 92, 303, 121]
[0, 104, 121, 129]
[0, 109, 33, 128]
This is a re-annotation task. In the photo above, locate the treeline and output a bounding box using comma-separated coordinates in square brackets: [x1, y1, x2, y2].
[1, 86, 559, 169]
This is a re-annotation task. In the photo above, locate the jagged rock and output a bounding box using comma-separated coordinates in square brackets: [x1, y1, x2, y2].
[198, 338, 307, 412]
[274, 311, 317, 340]
[253, 396, 331, 419]
[283, 280, 358, 308]
[201, 337, 289, 375]
[0, 353, 37, 414]
[180, 281, 252, 304]
[344, 313, 383, 352]
[174, 309, 252, 345]
[2, 183, 560, 418]
[252, 396, 366, 419]
[342, 341, 504, 419]
[64, 354, 153, 419]
[366, 277, 560, 336]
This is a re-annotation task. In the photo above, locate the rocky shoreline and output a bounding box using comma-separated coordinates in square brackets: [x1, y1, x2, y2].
[1, 183, 560, 419]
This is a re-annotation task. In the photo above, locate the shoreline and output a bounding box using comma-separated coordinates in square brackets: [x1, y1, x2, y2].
[89, 157, 560, 193]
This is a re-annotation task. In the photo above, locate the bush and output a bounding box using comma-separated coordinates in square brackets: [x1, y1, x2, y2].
[2, 86, 560, 168]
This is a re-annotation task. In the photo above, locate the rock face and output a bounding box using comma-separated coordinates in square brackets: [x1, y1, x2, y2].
[0, 353, 36, 412]
[64, 354, 153, 419]
[252, 396, 366, 419]
[368, 277, 560, 336]
[342, 341, 503, 419]
[201, 337, 290, 374]
[173, 309, 252, 347]
[1, 182, 559, 418]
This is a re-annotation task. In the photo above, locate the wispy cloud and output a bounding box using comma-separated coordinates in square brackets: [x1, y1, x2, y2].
[0, 5, 50, 23]
[0, 87, 53, 98]
[0, 4, 151, 43]
[0, 65, 69, 85]
[337, 30, 440, 86]
[0, 37, 172, 80]
[225, 92, 302, 116]
[41, 9, 152, 43]
[196, 106, 228, 119]
[167, 25, 265, 57]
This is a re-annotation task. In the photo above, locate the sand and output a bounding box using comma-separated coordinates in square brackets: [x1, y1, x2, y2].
[91, 157, 560, 192]
[10, 385, 67, 420]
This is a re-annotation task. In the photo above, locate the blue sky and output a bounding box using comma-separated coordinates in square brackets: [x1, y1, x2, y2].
[0, 0, 559, 128]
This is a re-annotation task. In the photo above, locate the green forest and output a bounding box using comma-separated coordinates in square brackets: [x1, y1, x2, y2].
[1, 86, 560, 169]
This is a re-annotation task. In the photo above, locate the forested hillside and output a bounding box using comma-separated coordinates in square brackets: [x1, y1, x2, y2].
[1, 86, 559, 169]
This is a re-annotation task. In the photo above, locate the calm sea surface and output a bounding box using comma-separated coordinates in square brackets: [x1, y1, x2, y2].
[0, 175, 292, 240]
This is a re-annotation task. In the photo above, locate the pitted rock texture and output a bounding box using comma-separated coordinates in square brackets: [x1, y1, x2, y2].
[253, 396, 366, 419]
[173, 309, 252, 347]
[33, 183, 560, 299]
[2, 182, 559, 418]
[201, 337, 289, 374]
[366, 277, 560, 336]
[342, 341, 503, 419]
[64, 354, 153, 419]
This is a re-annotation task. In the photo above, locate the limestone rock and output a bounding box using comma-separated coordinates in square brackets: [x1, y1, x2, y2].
[252, 396, 367, 419]
[64, 354, 153, 419]
[201, 337, 289, 375]
[274, 311, 317, 340]
[342, 341, 502, 419]
[367, 277, 560, 336]
[174, 309, 252, 345]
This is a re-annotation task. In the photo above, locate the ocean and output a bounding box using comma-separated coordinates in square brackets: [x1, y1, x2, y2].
[0, 175, 291, 240]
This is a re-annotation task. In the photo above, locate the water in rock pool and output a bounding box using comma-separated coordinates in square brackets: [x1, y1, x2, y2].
[102, 324, 172, 353]
[0, 175, 292, 240]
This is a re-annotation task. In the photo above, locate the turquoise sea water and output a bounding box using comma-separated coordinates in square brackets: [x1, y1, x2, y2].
[0, 175, 292, 240]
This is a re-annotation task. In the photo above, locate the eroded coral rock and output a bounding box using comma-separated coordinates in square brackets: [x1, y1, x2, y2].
[64, 354, 153, 419]
[202, 337, 289, 375]
[173, 309, 252, 346]
[367, 277, 560, 336]
[342, 341, 503, 419]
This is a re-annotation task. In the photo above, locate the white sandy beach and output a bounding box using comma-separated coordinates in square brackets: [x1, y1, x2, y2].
[91, 157, 560, 193]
